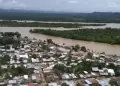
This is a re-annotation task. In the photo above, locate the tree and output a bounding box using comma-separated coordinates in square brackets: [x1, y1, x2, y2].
[53, 64, 66, 73]
[1, 55, 10, 64]
[92, 83, 102, 86]
[86, 52, 93, 59]
[28, 58, 32, 63]
[32, 54, 37, 59]
[47, 39, 53, 44]
[72, 44, 80, 52]
[21, 44, 24, 48]
[76, 82, 81, 86]
[19, 58, 23, 63]
[61, 82, 69, 86]
[107, 63, 115, 69]
[81, 46, 87, 52]
[13, 55, 17, 62]
[109, 79, 118, 86]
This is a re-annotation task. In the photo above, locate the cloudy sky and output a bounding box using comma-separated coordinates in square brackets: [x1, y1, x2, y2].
[0, 0, 120, 12]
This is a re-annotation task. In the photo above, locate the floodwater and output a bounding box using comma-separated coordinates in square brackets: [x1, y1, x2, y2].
[82, 23, 120, 29]
[0, 26, 120, 55]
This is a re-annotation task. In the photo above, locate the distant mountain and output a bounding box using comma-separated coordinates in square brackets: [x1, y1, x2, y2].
[0, 9, 120, 22]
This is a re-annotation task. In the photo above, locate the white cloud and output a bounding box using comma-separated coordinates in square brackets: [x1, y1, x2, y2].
[1, 0, 120, 12]
[1, 0, 27, 9]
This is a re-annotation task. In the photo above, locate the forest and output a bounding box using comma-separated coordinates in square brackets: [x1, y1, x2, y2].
[30, 28, 120, 44]
[1, 9, 120, 23]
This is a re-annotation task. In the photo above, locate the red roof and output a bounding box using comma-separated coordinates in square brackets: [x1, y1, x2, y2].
[28, 82, 35, 86]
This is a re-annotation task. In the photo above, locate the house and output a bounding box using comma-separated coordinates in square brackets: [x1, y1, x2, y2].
[88, 78, 99, 84]
[107, 69, 115, 76]
[63, 81, 76, 86]
[7, 84, 13, 86]
[43, 64, 55, 73]
[71, 73, 77, 79]
[32, 75, 36, 80]
[91, 72, 97, 77]
[92, 67, 99, 72]
[20, 85, 28, 86]
[99, 68, 108, 76]
[1, 65, 7, 69]
[84, 71, 88, 74]
[8, 80, 17, 84]
[23, 59, 28, 63]
[28, 82, 35, 86]
[31, 58, 39, 63]
[34, 70, 39, 74]
[19, 54, 28, 59]
[24, 75, 28, 80]
[84, 80, 92, 85]
[79, 74, 85, 78]
[98, 78, 111, 86]
[0, 82, 4, 85]
[93, 54, 99, 58]
[62, 74, 70, 80]
[48, 82, 57, 86]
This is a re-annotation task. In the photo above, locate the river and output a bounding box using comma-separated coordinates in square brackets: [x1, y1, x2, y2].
[0, 26, 120, 56]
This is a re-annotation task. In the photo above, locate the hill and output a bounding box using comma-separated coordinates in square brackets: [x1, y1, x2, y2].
[0, 9, 120, 22]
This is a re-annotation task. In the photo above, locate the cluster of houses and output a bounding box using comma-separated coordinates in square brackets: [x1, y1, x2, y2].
[0, 35, 120, 86]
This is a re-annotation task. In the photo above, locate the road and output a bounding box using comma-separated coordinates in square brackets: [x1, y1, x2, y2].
[37, 63, 47, 86]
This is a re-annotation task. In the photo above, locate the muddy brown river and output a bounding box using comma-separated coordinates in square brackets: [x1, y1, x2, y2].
[0, 26, 120, 55]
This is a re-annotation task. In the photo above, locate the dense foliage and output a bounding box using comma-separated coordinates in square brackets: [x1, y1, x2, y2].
[1, 9, 120, 23]
[0, 32, 21, 45]
[0, 21, 105, 27]
[30, 28, 120, 44]
[0, 55, 34, 79]
[53, 60, 106, 73]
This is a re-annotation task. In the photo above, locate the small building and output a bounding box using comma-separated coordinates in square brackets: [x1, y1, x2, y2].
[8, 80, 17, 84]
[107, 69, 115, 76]
[92, 67, 99, 72]
[1, 65, 7, 69]
[24, 75, 28, 80]
[48, 82, 57, 86]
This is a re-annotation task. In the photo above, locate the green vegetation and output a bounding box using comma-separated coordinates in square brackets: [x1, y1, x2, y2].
[109, 79, 119, 86]
[61, 82, 69, 86]
[0, 55, 34, 80]
[30, 28, 120, 44]
[2, 10, 120, 23]
[53, 60, 106, 73]
[0, 21, 105, 28]
[0, 32, 21, 45]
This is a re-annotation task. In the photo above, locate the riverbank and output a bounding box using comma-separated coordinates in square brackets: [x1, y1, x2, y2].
[30, 28, 120, 44]
[1, 27, 120, 55]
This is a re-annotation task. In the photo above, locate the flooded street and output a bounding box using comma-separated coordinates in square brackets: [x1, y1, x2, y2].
[0, 26, 120, 55]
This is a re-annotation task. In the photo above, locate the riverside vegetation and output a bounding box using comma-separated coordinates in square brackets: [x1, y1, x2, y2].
[30, 28, 120, 44]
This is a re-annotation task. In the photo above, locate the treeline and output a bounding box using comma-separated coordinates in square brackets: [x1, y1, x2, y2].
[0, 32, 21, 45]
[30, 28, 120, 44]
[0, 21, 105, 28]
[1, 9, 120, 23]
[0, 32, 21, 37]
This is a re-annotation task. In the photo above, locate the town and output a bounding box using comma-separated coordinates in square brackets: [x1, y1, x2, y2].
[0, 32, 120, 86]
